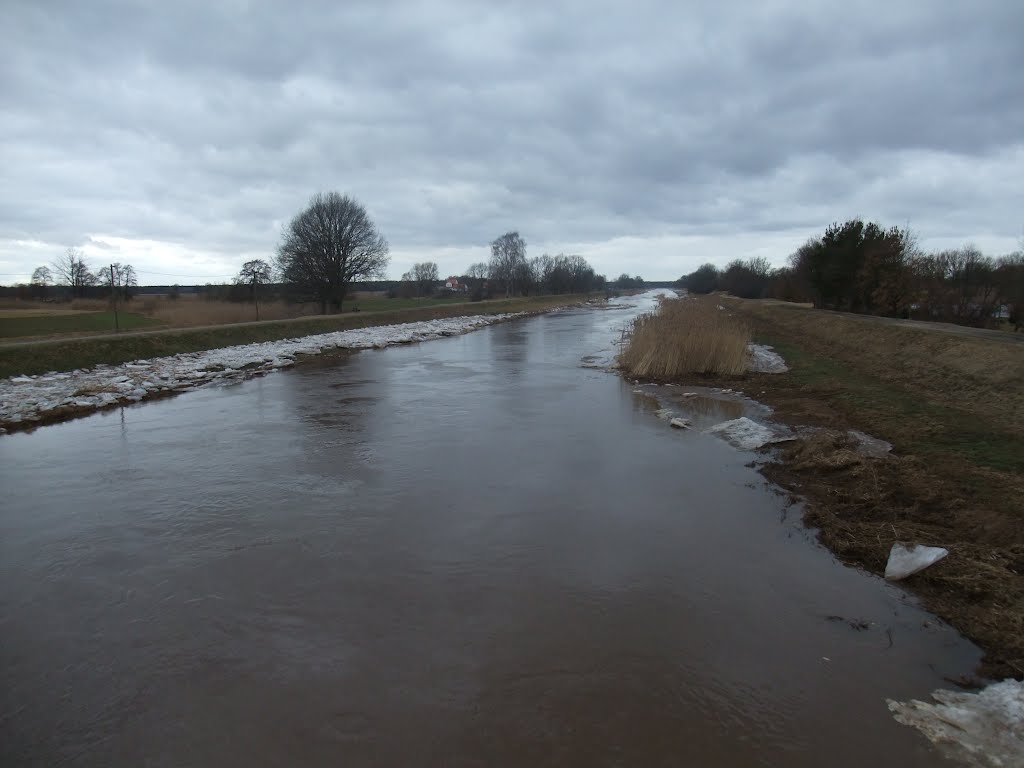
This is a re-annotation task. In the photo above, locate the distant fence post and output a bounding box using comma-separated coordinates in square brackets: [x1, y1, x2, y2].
[110, 264, 120, 332]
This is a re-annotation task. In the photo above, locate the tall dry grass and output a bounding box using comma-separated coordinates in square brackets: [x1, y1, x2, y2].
[618, 298, 750, 377]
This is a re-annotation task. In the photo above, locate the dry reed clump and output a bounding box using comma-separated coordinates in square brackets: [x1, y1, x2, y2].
[619, 298, 751, 378]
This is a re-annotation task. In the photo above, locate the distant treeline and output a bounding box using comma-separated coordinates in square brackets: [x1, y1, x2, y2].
[678, 219, 1024, 329]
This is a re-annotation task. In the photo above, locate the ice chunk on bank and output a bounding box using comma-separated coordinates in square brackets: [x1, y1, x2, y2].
[669, 418, 691, 429]
[704, 417, 791, 450]
[747, 343, 788, 373]
[884, 543, 948, 581]
[888, 679, 1024, 768]
[848, 429, 892, 458]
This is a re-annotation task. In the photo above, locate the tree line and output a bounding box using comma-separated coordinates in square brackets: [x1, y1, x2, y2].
[18, 192, 612, 310]
[24, 248, 138, 300]
[679, 219, 1024, 329]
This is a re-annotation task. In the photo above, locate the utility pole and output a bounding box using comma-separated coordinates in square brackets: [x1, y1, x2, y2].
[110, 264, 120, 332]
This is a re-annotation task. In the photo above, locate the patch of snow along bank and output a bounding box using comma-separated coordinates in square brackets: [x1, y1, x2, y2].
[0, 314, 518, 429]
[704, 417, 793, 450]
[747, 343, 788, 373]
[884, 543, 948, 581]
[888, 679, 1024, 768]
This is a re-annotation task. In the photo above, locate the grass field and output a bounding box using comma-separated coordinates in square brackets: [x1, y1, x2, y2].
[0, 294, 590, 379]
[709, 296, 1024, 679]
[0, 294, 480, 333]
[0, 310, 162, 339]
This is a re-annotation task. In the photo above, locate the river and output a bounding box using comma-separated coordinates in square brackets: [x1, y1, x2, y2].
[0, 292, 979, 766]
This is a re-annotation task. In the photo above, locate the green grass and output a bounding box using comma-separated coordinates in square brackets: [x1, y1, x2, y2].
[0, 295, 588, 380]
[764, 337, 1024, 473]
[0, 311, 163, 339]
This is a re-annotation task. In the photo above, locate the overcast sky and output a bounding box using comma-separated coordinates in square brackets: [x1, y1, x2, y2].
[2, 1, 1022, 285]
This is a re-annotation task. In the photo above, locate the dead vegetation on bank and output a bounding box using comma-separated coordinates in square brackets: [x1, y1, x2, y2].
[618, 298, 750, 377]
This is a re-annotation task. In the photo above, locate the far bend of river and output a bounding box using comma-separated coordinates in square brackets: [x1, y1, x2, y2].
[1, 292, 978, 767]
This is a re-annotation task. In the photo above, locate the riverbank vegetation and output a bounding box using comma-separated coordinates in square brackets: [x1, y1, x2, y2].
[678, 219, 1023, 331]
[618, 298, 750, 377]
[715, 297, 1023, 679]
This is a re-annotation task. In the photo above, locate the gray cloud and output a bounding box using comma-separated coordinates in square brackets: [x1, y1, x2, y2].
[1, 0, 1022, 284]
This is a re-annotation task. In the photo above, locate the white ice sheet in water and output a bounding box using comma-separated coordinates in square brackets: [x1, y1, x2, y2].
[703, 417, 792, 450]
[888, 679, 1024, 767]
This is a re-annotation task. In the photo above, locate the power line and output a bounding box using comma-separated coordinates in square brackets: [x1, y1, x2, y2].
[130, 272, 235, 280]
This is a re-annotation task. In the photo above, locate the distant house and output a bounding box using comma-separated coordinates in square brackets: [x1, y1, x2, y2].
[444, 277, 468, 292]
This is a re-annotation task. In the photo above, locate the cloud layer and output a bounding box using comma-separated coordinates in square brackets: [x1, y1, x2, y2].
[2, 0, 1022, 283]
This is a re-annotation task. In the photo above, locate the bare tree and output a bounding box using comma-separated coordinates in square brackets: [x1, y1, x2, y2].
[97, 263, 138, 300]
[409, 261, 439, 296]
[276, 192, 389, 313]
[489, 231, 527, 298]
[30, 266, 52, 286]
[52, 248, 97, 297]
[237, 259, 274, 319]
[466, 262, 488, 280]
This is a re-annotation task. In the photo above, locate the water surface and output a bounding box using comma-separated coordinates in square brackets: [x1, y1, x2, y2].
[0, 294, 977, 766]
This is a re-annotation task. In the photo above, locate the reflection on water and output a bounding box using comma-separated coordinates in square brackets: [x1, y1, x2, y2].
[674, 392, 748, 421]
[0, 294, 976, 767]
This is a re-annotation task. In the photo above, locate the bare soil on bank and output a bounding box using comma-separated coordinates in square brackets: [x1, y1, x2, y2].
[681, 297, 1023, 680]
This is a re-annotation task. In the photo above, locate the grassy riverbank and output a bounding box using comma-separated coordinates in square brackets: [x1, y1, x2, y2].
[627, 295, 1024, 679]
[0, 295, 590, 379]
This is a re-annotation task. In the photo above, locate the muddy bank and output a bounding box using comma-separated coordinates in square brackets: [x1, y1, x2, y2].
[747, 383, 1023, 681]
[667, 297, 1024, 680]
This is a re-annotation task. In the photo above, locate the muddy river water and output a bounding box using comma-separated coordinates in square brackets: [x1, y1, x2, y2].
[1, 293, 979, 766]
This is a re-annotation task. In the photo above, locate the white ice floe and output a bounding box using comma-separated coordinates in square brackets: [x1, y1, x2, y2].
[669, 418, 691, 429]
[0, 314, 518, 428]
[704, 416, 793, 450]
[884, 543, 949, 581]
[888, 679, 1024, 767]
[848, 429, 893, 458]
[747, 343, 788, 373]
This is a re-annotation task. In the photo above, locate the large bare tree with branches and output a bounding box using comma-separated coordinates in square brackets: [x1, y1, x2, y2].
[97, 263, 138, 300]
[52, 248, 97, 297]
[489, 231, 527, 298]
[276, 192, 389, 313]
[236, 259, 274, 319]
[401, 261, 439, 296]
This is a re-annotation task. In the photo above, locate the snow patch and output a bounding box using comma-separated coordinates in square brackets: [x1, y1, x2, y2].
[704, 417, 793, 450]
[0, 314, 518, 429]
[888, 679, 1024, 767]
[884, 543, 949, 581]
[848, 429, 892, 458]
[747, 343, 788, 373]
